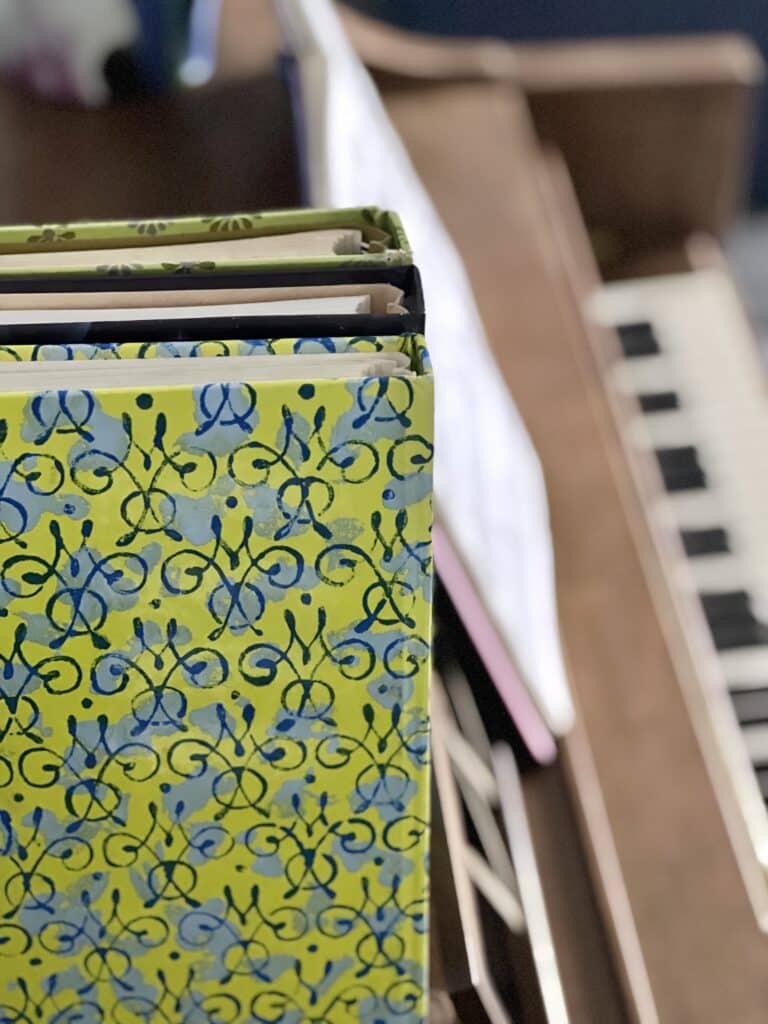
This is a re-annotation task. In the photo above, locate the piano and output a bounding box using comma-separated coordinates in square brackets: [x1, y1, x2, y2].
[591, 265, 768, 915]
[2, 1, 768, 1020]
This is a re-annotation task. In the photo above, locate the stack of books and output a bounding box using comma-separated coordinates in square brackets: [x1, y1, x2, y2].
[0, 208, 433, 1023]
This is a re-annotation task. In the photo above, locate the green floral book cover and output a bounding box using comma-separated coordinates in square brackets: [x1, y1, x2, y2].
[0, 336, 433, 1022]
[0, 207, 411, 278]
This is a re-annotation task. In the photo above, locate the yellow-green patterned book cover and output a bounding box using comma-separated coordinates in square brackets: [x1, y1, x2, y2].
[0, 207, 410, 278]
[0, 338, 433, 1022]
[0, 336, 410, 364]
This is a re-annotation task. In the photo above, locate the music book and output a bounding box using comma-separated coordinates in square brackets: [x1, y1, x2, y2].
[0, 211, 433, 1022]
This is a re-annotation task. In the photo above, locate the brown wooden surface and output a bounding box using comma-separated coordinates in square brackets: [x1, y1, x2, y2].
[376, 74, 768, 1022]
[520, 749, 630, 1022]
[0, 1, 297, 223]
[528, 78, 759, 273]
[343, 6, 762, 91]
[341, 5, 762, 263]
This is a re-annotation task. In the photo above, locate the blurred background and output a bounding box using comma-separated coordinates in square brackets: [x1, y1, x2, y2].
[349, 0, 768, 203]
[341, 0, 768, 351]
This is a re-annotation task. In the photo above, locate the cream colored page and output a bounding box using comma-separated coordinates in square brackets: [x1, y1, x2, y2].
[0, 351, 412, 393]
[0, 283, 405, 313]
[0, 294, 370, 325]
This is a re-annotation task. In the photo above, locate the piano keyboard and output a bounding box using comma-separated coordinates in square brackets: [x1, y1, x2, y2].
[589, 267, 768, 886]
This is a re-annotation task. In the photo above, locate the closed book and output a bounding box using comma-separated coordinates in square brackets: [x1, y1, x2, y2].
[0, 292, 434, 1015]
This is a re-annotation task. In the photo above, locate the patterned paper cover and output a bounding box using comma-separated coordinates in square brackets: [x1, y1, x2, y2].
[0, 207, 411, 278]
[0, 335, 414, 363]
[0, 335, 433, 1023]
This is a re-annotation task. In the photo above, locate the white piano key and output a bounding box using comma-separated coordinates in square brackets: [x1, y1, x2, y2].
[609, 354, 676, 396]
[722, 647, 768, 689]
[653, 490, 726, 531]
[625, 411, 695, 451]
[679, 555, 754, 596]
[742, 723, 768, 765]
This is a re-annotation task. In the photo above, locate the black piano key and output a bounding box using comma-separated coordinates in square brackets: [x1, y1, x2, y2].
[655, 446, 707, 492]
[700, 590, 768, 650]
[616, 321, 661, 358]
[710, 621, 766, 650]
[701, 590, 751, 620]
[754, 765, 768, 802]
[681, 527, 730, 557]
[638, 391, 680, 413]
[730, 688, 768, 726]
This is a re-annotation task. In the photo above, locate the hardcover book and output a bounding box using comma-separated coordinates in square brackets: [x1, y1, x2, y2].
[0, 210, 433, 1023]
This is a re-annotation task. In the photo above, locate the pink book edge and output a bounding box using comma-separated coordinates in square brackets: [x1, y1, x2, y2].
[432, 521, 557, 765]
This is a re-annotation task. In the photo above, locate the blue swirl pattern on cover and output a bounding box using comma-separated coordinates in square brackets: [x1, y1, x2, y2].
[0, 351, 433, 1024]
